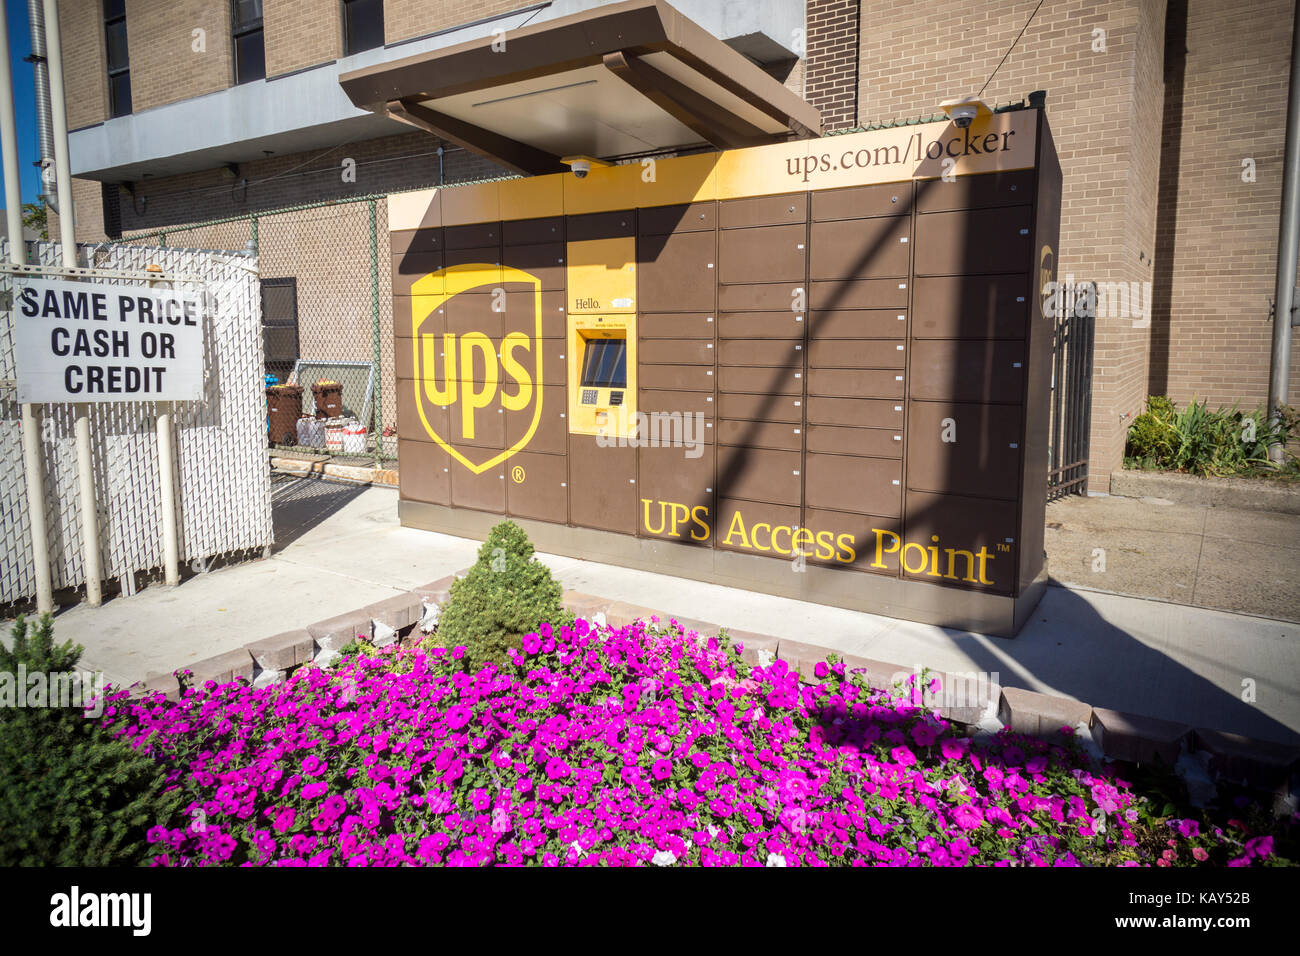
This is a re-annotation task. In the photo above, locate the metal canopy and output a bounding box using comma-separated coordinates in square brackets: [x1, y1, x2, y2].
[338, 0, 821, 176]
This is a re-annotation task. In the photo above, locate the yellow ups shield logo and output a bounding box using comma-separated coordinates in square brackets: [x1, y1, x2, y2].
[408, 264, 543, 475]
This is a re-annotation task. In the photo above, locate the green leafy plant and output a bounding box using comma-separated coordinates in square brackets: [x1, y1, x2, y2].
[1125, 395, 1297, 477]
[0, 615, 179, 866]
[429, 520, 571, 671]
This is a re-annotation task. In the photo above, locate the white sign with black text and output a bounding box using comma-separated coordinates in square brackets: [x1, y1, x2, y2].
[12, 276, 205, 403]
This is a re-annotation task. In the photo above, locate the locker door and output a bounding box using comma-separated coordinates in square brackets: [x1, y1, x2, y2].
[569, 435, 637, 534]
[451, 462, 507, 513]
[718, 224, 806, 284]
[638, 445, 714, 545]
[506, 450, 568, 523]
[905, 401, 1023, 500]
[810, 217, 911, 280]
[638, 231, 715, 312]
[715, 446, 801, 505]
[911, 275, 1030, 339]
[902, 491, 1018, 593]
[804, 453, 902, 516]
[908, 340, 1026, 403]
[914, 205, 1033, 276]
[397, 438, 451, 506]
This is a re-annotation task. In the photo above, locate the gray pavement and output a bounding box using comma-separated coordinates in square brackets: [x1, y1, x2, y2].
[19, 477, 1300, 746]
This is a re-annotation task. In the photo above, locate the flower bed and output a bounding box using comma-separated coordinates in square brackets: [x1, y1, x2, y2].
[107, 619, 1293, 867]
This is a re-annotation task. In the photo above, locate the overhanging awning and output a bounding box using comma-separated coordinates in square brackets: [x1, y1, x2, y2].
[337, 0, 821, 176]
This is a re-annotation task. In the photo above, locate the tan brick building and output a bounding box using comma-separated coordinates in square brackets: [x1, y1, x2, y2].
[49, 0, 1300, 492]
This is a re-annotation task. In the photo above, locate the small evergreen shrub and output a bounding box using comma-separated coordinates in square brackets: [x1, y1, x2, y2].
[430, 520, 571, 670]
[0, 615, 179, 866]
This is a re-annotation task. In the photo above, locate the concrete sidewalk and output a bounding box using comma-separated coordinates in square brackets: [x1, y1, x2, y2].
[23, 477, 1300, 746]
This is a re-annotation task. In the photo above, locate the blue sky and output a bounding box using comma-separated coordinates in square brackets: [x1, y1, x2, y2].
[4, 0, 43, 206]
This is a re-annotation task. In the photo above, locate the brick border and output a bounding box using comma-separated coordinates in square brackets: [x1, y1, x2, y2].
[270, 455, 399, 487]
[132, 579, 1298, 792]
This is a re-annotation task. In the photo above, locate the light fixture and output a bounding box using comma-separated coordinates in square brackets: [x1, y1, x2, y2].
[939, 96, 992, 129]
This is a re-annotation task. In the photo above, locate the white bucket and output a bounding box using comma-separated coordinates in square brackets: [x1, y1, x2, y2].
[324, 419, 347, 452]
[342, 423, 366, 454]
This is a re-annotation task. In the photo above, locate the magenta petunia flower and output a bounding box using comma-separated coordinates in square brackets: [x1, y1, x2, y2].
[651, 759, 673, 781]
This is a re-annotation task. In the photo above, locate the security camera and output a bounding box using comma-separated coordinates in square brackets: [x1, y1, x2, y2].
[939, 96, 990, 130]
[950, 105, 978, 129]
[571, 159, 590, 179]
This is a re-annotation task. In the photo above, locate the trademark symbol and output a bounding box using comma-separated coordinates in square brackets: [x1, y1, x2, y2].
[511, 465, 526, 484]
[996, 543, 1012, 553]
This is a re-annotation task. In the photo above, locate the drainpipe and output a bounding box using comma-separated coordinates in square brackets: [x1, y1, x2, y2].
[26, 0, 57, 213]
[2, 6, 54, 613]
[1268, 0, 1300, 463]
[43, 0, 103, 605]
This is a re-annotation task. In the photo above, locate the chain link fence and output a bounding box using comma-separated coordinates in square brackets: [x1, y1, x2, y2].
[1, 239, 272, 606]
[114, 194, 397, 465]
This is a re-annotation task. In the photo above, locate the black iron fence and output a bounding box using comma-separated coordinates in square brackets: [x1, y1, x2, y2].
[1047, 280, 1096, 500]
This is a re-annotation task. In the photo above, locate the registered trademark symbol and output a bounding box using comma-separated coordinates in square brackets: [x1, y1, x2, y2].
[511, 465, 526, 483]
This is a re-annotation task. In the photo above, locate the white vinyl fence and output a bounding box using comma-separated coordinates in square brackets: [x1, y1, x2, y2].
[0, 239, 273, 605]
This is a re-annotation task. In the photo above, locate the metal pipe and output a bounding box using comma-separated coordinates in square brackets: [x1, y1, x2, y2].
[157, 407, 179, 586]
[43, 0, 101, 604]
[2, 8, 55, 613]
[1269, 0, 1300, 463]
[41, 0, 74, 261]
[26, 0, 56, 213]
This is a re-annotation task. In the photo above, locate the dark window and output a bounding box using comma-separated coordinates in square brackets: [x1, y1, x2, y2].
[343, 0, 385, 55]
[101, 182, 122, 239]
[261, 277, 299, 383]
[103, 0, 131, 117]
[233, 0, 266, 84]
[581, 338, 627, 389]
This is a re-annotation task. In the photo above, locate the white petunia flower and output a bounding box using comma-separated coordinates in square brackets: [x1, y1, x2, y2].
[652, 849, 677, 866]
[765, 852, 787, 868]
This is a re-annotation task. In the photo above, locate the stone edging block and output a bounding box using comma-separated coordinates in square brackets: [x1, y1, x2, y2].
[178, 647, 255, 692]
[246, 629, 315, 672]
[998, 686, 1093, 737]
[1089, 707, 1190, 766]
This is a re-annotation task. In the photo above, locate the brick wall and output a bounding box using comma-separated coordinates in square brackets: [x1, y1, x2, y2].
[805, 0, 859, 131]
[384, 0, 524, 44]
[856, 0, 1168, 489]
[60, 0, 109, 130]
[1150, 0, 1300, 414]
[122, 0, 233, 112]
[266, 0, 342, 77]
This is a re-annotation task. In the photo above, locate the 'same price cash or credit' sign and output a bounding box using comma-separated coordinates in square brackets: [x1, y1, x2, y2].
[12, 276, 205, 403]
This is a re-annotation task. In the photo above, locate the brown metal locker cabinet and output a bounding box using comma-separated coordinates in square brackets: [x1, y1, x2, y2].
[446, 291, 505, 339]
[717, 366, 802, 395]
[715, 419, 802, 451]
[506, 384, 567, 456]
[718, 224, 806, 285]
[715, 498, 801, 558]
[718, 340, 802, 366]
[811, 182, 910, 222]
[568, 210, 634, 241]
[503, 215, 564, 246]
[452, 464, 507, 514]
[719, 193, 808, 228]
[908, 340, 1026, 404]
[449, 391, 506, 450]
[637, 231, 715, 312]
[639, 312, 714, 339]
[717, 392, 803, 423]
[445, 222, 500, 248]
[714, 446, 801, 506]
[905, 401, 1023, 500]
[807, 338, 907, 369]
[390, 226, 443, 257]
[913, 205, 1033, 276]
[639, 339, 714, 365]
[805, 396, 903, 429]
[718, 282, 807, 313]
[809, 217, 911, 280]
[808, 309, 908, 340]
[502, 242, 566, 290]
[506, 450, 568, 524]
[804, 453, 903, 516]
[902, 490, 1018, 594]
[397, 438, 451, 506]
[911, 275, 1030, 339]
[914, 169, 1034, 214]
[809, 278, 909, 311]
[569, 435, 637, 534]
[807, 368, 905, 400]
[392, 250, 444, 296]
[802, 506, 904, 575]
[639, 201, 716, 236]
[805, 424, 902, 458]
[640, 364, 714, 391]
[637, 444, 714, 545]
[640, 388, 716, 436]
[716, 310, 805, 339]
